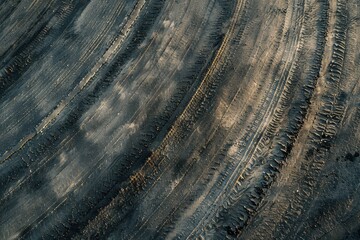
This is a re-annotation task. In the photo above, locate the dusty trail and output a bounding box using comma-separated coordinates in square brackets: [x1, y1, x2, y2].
[0, 0, 359, 239]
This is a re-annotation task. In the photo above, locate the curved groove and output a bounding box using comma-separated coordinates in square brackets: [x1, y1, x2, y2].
[0, 0, 359, 239]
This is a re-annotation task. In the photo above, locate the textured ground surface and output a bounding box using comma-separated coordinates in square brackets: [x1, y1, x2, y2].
[0, 0, 360, 239]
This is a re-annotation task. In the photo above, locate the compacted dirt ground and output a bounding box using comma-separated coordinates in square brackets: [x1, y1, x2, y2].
[0, 0, 359, 239]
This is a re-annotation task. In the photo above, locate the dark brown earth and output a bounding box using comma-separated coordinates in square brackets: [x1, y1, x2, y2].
[0, 0, 359, 239]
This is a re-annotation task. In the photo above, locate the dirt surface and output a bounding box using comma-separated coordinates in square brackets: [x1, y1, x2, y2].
[0, 0, 359, 239]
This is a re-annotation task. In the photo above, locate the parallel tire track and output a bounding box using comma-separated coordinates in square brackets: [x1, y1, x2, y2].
[0, 0, 359, 239]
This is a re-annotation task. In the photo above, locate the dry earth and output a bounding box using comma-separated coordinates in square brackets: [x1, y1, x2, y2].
[0, 0, 359, 239]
